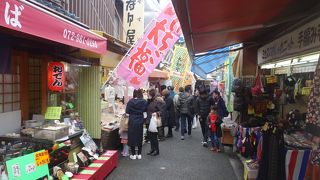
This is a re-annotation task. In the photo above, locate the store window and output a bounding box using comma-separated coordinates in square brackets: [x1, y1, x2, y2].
[0, 69, 20, 113]
[28, 58, 41, 115]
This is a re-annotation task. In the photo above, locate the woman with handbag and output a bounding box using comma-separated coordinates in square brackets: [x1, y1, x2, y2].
[146, 88, 166, 156]
[126, 89, 148, 160]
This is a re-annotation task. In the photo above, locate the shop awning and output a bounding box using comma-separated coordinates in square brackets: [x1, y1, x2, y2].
[172, 0, 320, 56]
[191, 45, 240, 79]
[0, 0, 107, 54]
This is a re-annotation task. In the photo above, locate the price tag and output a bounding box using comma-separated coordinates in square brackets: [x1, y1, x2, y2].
[12, 164, 21, 177]
[25, 163, 36, 174]
[35, 150, 50, 166]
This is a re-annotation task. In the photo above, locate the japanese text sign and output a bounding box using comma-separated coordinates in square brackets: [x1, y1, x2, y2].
[6, 150, 50, 180]
[45, 106, 62, 120]
[117, 3, 182, 89]
[258, 17, 320, 64]
[123, 0, 144, 45]
[0, 0, 107, 54]
[35, 150, 50, 167]
[48, 62, 65, 91]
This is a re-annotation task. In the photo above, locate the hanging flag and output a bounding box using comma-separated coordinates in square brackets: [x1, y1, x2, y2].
[48, 62, 65, 91]
[116, 2, 182, 89]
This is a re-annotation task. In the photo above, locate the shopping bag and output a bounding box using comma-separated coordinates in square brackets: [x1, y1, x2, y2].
[192, 116, 198, 129]
[148, 113, 158, 132]
[155, 113, 162, 127]
[120, 114, 129, 131]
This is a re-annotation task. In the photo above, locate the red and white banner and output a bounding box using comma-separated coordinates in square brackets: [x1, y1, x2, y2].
[0, 0, 107, 54]
[48, 62, 65, 91]
[116, 2, 182, 89]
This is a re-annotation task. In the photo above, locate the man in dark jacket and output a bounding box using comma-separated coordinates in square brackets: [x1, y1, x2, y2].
[162, 89, 175, 138]
[195, 88, 213, 147]
[177, 85, 194, 140]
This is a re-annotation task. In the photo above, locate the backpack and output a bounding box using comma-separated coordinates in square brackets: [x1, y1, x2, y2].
[187, 95, 196, 115]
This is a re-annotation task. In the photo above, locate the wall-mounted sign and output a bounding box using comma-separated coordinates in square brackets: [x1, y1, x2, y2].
[258, 17, 320, 65]
[123, 0, 144, 45]
[48, 62, 65, 91]
[6, 150, 50, 180]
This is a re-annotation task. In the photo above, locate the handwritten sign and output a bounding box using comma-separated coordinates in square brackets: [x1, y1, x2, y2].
[117, 2, 182, 89]
[6, 150, 50, 180]
[35, 150, 50, 167]
[45, 106, 62, 120]
[123, 0, 144, 45]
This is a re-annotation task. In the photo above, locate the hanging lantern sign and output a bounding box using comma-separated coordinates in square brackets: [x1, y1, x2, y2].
[48, 62, 65, 91]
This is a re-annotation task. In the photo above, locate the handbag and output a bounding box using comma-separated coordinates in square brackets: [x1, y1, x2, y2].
[156, 113, 162, 127]
[251, 74, 264, 96]
[120, 114, 129, 131]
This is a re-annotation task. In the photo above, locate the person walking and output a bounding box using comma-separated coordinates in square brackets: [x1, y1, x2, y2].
[207, 107, 221, 152]
[177, 85, 194, 140]
[212, 90, 228, 151]
[195, 88, 212, 147]
[146, 89, 166, 156]
[162, 89, 175, 138]
[173, 87, 184, 131]
[126, 89, 148, 160]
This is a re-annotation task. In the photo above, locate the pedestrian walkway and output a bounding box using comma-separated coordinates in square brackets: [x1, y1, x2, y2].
[106, 127, 243, 180]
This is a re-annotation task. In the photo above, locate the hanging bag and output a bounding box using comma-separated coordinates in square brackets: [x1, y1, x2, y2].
[251, 74, 264, 96]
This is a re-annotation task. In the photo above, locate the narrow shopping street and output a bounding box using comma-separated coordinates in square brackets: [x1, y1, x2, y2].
[107, 128, 243, 180]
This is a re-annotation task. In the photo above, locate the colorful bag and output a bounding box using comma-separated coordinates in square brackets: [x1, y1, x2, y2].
[251, 74, 264, 96]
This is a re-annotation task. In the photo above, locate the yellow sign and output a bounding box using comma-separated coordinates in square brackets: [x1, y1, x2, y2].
[35, 150, 50, 167]
[45, 107, 62, 120]
[266, 75, 277, 84]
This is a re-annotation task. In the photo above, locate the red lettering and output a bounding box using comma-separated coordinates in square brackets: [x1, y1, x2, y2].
[159, 32, 173, 51]
[128, 41, 154, 76]
[147, 19, 167, 45]
[170, 18, 181, 34]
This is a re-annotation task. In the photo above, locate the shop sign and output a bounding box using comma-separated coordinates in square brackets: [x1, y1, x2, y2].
[48, 62, 65, 91]
[123, 0, 144, 45]
[116, 2, 182, 89]
[6, 150, 50, 180]
[0, 0, 107, 54]
[258, 17, 320, 64]
[35, 150, 50, 167]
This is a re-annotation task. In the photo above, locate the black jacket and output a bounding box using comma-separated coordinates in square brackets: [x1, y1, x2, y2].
[195, 94, 213, 119]
[126, 98, 148, 147]
[146, 96, 166, 125]
[177, 92, 194, 115]
[164, 96, 175, 127]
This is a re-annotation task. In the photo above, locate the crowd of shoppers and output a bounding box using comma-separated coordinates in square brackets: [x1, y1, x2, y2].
[124, 85, 228, 160]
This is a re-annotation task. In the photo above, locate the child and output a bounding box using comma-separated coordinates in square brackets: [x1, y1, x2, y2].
[119, 115, 129, 157]
[207, 108, 220, 152]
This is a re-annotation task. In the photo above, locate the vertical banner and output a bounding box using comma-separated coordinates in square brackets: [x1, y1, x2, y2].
[123, 0, 144, 45]
[48, 62, 65, 91]
[117, 3, 182, 89]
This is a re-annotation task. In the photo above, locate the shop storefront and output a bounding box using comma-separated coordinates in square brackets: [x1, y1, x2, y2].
[0, 0, 119, 179]
[233, 16, 320, 180]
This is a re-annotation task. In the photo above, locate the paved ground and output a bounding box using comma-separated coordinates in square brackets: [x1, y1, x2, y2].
[106, 127, 243, 180]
